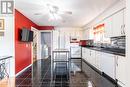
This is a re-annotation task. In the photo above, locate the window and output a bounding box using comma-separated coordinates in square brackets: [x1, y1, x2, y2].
[93, 24, 110, 44]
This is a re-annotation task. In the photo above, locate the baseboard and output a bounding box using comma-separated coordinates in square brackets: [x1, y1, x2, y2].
[15, 64, 32, 77]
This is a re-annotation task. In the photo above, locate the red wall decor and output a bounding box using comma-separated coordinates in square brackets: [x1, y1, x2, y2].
[15, 9, 54, 74]
[38, 26, 54, 30]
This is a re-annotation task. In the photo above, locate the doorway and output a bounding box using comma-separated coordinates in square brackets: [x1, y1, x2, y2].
[31, 27, 39, 63]
[41, 31, 52, 59]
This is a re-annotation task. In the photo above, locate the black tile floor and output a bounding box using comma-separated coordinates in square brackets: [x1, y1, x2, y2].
[15, 58, 119, 87]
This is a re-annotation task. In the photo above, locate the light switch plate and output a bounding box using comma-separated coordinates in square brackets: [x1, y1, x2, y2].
[0, 32, 4, 36]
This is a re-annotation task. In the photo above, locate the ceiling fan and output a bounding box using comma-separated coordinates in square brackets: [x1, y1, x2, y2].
[34, 4, 72, 22]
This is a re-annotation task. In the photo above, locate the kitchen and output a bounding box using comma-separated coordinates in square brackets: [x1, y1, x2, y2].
[0, 0, 129, 87]
[80, 2, 126, 87]
[51, 0, 126, 86]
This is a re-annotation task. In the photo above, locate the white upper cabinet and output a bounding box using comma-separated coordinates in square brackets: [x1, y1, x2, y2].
[104, 17, 113, 38]
[123, 9, 126, 35]
[82, 27, 94, 40]
[104, 9, 125, 37]
[112, 9, 125, 37]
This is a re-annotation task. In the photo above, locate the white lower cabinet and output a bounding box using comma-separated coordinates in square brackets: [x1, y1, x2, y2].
[82, 47, 90, 62]
[82, 48, 86, 60]
[85, 48, 90, 61]
[101, 53, 116, 80]
[95, 51, 102, 71]
[116, 56, 126, 86]
[82, 48, 100, 69]
[82, 47, 126, 86]
[90, 50, 96, 67]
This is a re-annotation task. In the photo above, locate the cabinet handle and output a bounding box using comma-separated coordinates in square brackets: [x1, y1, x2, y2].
[116, 56, 118, 66]
[123, 24, 125, 34]
[121, 25, 123, 35]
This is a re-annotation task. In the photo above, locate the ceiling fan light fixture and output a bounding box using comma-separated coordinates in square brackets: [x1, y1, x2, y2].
[54, 14, 62, 20]
[48, 13, 55, 20]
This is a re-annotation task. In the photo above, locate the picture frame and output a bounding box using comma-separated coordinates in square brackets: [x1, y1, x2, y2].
[0, 19, 4, 30]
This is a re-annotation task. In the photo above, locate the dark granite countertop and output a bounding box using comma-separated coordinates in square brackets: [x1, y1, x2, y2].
[81, 46, 125, 57]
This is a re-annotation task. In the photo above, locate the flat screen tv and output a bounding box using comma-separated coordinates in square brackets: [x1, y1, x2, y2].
[20, 28, 33, 42]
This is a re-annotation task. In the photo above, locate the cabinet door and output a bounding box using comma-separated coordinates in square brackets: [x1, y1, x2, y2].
[82, 28, 94, 40]
[112, 10, 124, 37]
[104, 17, 113, 37]
[91, 50, 96, 66]
[123, 9, 126, 35]
[82, 48, 86, 60]
[95, 51, 102, 70]
[71, 46, 81, 58]
[89, 50, 93, 64]
[82, 30, 87, 40]
[85, 48, 90, 62]
[101, 53, 116, 79]
[116, 56, 126, 86]
[83, 29, 89, 40]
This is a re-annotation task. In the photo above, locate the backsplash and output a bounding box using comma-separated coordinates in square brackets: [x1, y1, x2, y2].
[110, 36, 125, 49]
[93, 36, 126, 49]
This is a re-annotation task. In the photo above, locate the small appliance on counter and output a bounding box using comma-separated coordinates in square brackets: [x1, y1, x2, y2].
[79, 40, 94, 47]
[79, 40, 87, 46]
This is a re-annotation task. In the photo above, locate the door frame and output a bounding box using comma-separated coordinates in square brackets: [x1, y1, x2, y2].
[31, 27, 39, 63]
[39, 30, 53, 59]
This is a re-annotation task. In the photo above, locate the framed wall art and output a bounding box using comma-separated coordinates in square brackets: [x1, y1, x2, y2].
[0, 19, 4, 30]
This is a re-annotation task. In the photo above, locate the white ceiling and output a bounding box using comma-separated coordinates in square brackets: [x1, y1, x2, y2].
[15, 0, 118, 27]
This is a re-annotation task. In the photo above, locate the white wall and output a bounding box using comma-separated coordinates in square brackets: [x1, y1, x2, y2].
[53, 27, 83, 50]
[0, 16, 15, 77]
[126, 0, 130, 87]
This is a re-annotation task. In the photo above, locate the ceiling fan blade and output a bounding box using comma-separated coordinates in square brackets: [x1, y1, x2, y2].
[34, 13, 43, 15]
[34, 11, 48, 16]
[58, 11, 72, 15]
[64, 11, 72, 14]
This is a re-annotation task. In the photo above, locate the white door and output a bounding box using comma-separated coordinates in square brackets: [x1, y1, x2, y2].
[31, 27, 39, 62]
[112, 10, 124, 37]
[41, 32, 52, 59]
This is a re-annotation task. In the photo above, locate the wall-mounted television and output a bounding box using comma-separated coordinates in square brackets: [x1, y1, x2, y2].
[20, 28, 33, 42]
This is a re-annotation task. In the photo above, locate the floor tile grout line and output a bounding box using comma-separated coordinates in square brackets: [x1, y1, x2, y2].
[17, 66, 32, 86]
